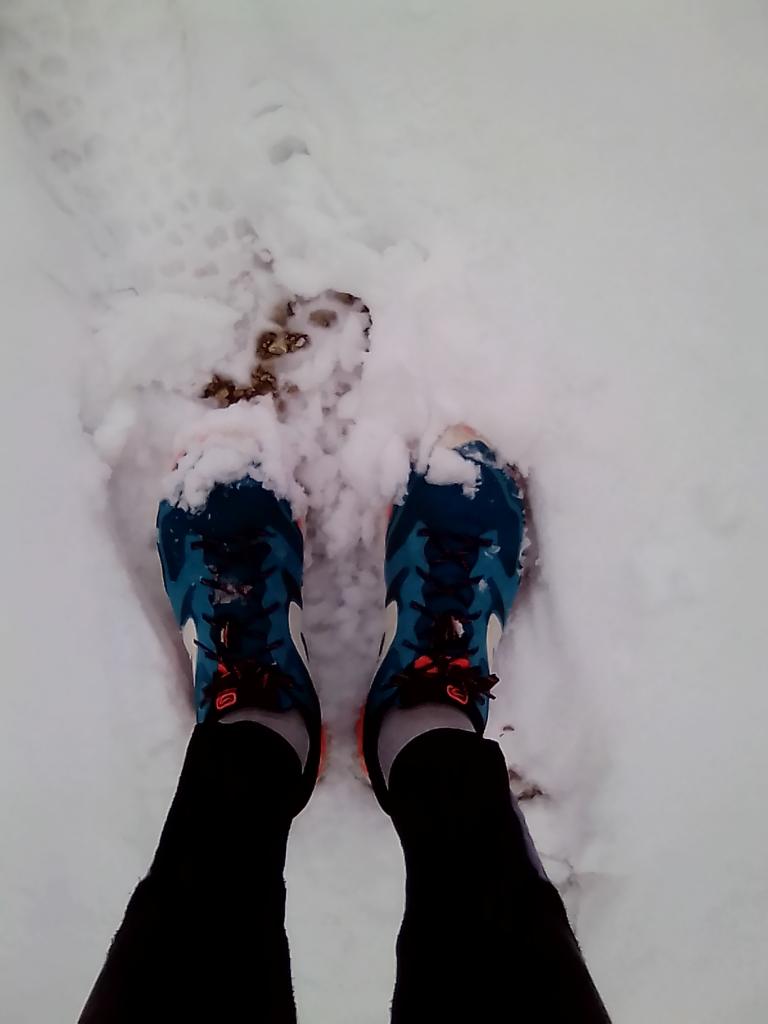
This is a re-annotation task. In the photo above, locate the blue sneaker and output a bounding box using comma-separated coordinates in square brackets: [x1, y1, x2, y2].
[361, 427, 527, 807]
[157, 474, 322, 808]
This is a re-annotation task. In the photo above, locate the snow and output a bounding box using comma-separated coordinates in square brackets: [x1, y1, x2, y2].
[425, 444, 480, 496]
[1, 1, 767, 1022]
[165, 402, 308, 515]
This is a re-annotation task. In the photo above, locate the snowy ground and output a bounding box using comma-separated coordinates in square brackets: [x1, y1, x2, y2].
[1, 2, 767, 1021]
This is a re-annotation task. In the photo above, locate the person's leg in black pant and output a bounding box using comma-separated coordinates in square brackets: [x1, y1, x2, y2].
[79, 468, 323, 1020]
[79, 721, 302, 1024]
[360, 426, 611, 1020]
[387, 728, 611, 1023]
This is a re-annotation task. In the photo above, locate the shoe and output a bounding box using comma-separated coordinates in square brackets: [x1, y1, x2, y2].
[361, 426, 527, 807]
[157, 473, 321, 809]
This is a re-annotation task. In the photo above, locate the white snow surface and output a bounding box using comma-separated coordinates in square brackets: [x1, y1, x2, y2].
[1, 2, 767, 1022]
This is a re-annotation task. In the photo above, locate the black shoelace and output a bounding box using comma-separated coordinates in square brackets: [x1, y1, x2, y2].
[395, 527, 499, 708]
[190, 532, 292, 712]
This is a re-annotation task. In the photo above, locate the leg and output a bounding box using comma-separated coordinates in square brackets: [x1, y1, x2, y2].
[78, 463, 323, 1020]
[79, 722, 302, 1024]
[359, 427, 611, 1020]
[388, 729, 611, 1023]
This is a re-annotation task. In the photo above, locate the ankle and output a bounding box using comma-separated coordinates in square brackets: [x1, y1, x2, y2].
[219, 708, 309, 769]
[378, 705, 475, 787]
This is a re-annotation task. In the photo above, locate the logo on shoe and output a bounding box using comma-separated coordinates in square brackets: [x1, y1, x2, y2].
[182, 619, 198, 681]
[374, 601, 399, 671]
[446, 684, 469, 705]
[486, 613, 503, 673]
[288, 601, 311, 673]
[215, 689, 238, 712]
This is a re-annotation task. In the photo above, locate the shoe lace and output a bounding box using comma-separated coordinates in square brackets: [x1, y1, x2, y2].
[190, 531, 293, 711]
[395, 527, 499, 708]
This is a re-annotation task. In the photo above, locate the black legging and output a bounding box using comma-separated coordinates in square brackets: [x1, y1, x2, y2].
[79, 723, 610, 1023]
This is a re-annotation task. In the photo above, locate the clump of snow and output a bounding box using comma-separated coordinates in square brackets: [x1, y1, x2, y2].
[425, 445, 480, 496]
[165, 401, 308, 516]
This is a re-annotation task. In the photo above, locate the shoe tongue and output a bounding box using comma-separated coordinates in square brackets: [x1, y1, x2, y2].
[202, 478, 276, 539]
[411, 468, 488, 537]
[211, 588, 272, 669]
[422, 535, 475, 644]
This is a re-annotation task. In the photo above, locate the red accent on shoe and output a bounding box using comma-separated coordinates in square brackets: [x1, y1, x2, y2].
[446, 684, 469, 705]
[414, 655, 433, 670]
[450, 657, 471, 669]
[215, 689, 238, 711]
